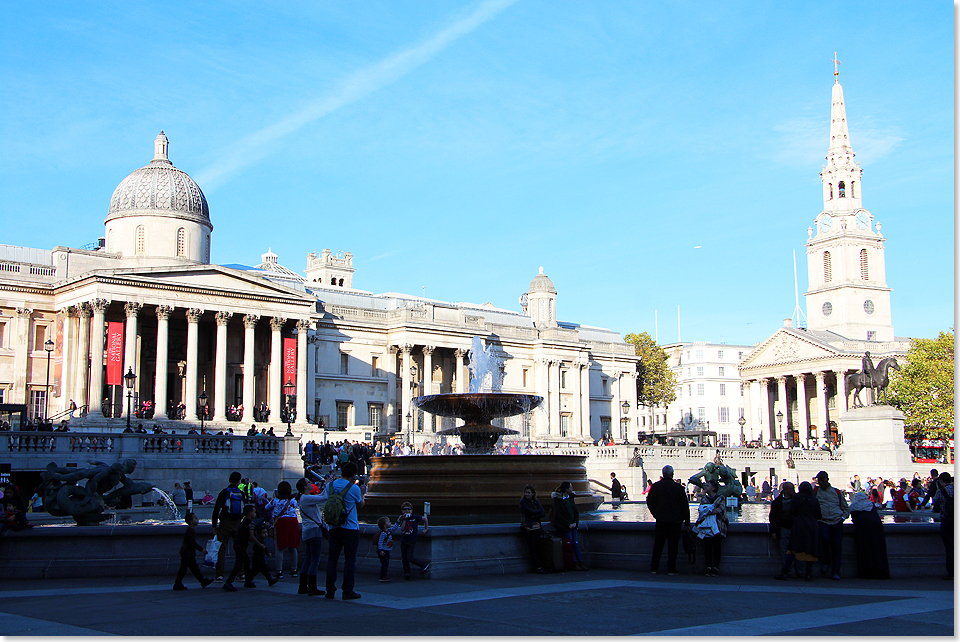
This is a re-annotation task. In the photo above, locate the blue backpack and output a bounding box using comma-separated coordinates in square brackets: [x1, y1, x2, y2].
[224, 486, 244, 517]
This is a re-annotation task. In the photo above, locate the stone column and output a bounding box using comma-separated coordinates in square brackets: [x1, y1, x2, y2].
[400, 345, 412, 436]
[758, 378, 770, 442]
[213, 311, 232, 422]
[816, 371, 829, 445]
[454, 349, 467, 393]
[387, 346, 398, 431]
[57, 306, 77, 414]
[269, 317, 285, 422]
[835, 369, 849, 413]
[776, 376, 789, 441]
[296, 319, 309, 425]
[123, 302, 141, 383]
[422, 345, 435, 433]
[742, 379, 753, 445]
[580, 360, 591, 438]
[154, 306, 173, 418]
[88, 299, 109, 413]
[74, 303, 92, 412]
[551, 360, 562, 437]
[612, 371, 622, 440]
[185, 309, 202, 420]
[535, 357, 550, 437]
[571, 360, 583, 437]
[13, 308, 32, 406]
[796, 373, 808, 446]
[241, 314, 259, 422]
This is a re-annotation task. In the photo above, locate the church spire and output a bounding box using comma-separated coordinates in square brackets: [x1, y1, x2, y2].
[820, 54, 861, 212]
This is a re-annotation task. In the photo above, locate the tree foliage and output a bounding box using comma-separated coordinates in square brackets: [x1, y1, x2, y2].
[887, 330, 954, 442]
[624, 332, 678, 408]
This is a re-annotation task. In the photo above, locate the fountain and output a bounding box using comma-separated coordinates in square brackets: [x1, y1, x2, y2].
[361, 337, 602, 520]
[152, 487, 183, 522]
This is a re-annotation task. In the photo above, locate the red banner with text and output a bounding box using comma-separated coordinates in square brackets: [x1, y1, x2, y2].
[106, 322, 124, 386]
[283, 338, 297, 391]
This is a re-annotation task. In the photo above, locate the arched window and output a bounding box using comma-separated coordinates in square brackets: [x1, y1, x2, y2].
[838, 181, 846, 198]
[331, 277, 337, 285]
[851, 181, 856, 198]
[338, 278, 344, 287]
[135, 226, 146, 254]
[860, 249, 869, 280]
[107, 229, 114, 252]
[176, 228, 186, 257]
[828, 183, 833, 200]
[823, 251, 832, 282]
[204, 234, 210, 262]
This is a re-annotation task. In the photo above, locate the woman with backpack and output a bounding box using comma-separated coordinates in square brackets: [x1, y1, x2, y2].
[266, 481, 300, 579]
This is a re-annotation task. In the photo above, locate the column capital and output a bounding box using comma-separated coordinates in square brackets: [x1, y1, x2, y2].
[186, 308, 203, 323]
[270, 316, 287, 331]
[758, 378, 769, 389]
[16, 307, 32, 319]
[815, 371, 828, 383]
[243, 314, 260, 329]
[422, 345, 435, 356]
[156, 305, 174, 321]
[775, 375, 788, 385]
[454, 348, 467, 358]
[60, 305, 77, 318]
[295, 318, 311, 332]
[77, 302, 93, 318]
[400, 344, 413, 355]
[91, 298, 110, 313]
[535, 357, 550, 366]
[215, 311, 233, 326]
[124, 301, 142, 318]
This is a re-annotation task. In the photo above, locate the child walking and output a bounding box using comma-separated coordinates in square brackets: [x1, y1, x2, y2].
[173, 512, 213, 590]
[248, 523, 279, 587]
[222, 505, 257, 591]
[376, 516, 401, 582]
[397, 501, 430, 579]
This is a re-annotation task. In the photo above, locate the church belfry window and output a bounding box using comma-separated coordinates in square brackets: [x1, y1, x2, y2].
[176, 228, 186, 256]
[135, 226, 146, 254]
[860, 249, 869, 280]
[823, 251, 832, 282]
[838, 181, 846, 198]
[828, 183, 833, 199]
[851, 181, 856, 198]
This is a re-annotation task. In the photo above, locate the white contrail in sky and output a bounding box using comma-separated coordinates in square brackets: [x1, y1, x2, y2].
[196, 0, 518, 189]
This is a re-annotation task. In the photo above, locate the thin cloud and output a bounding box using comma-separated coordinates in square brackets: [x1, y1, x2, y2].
[195, 0, 518, 189]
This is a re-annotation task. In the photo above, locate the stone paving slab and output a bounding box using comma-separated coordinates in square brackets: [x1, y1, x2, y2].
[0, 569, 952, 636]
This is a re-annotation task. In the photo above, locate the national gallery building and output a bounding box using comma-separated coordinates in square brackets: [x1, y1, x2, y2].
[0, 132, 639, 444]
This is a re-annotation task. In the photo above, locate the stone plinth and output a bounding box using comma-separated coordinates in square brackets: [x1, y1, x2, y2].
[838, 405, 914, 479]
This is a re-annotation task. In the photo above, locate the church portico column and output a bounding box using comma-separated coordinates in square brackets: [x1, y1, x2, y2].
[74, 303, 92, 412]
[796, 373, 809, 446]
[123, 302, 141, 385]
[185, 309, 202, 421]
[776, 376, 789, 441]
[296, 319, 309, 425]
[154, 306, 173, 419]
[400, 345, 412, 437]
[758, 378, 770, 442]
[816, 371, 830, 444]
[88, 300, 109, 413]
[454, 349, 467, 393]
[741, 379, 754, 446]
[242, 314, 259, 422]
[835, 369, 849, 414]
[535, 357, 550, 437]
[213, 311, 232, 423]
[269, 317, 286, 423]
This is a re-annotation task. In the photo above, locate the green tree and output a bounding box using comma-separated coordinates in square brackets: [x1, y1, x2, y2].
[624, 332, 678, 408]
[887, 330, 954, 443]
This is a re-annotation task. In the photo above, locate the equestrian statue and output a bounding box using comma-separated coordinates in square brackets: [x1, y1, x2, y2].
[845, 351, 900, 408]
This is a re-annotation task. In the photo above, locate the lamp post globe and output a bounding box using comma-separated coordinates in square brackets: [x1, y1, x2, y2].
[43, 338, 54, 423]
[738, 415, 747, 446]
[123, 367, 137, 429]
[198, 391, 208, 431]
[776, 410, 784, 447]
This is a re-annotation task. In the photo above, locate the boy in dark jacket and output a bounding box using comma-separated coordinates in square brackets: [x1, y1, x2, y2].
[173, 512, 213, 590]
[222, 505, 257, 591]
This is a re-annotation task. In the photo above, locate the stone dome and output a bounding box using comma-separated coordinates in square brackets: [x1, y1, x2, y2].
[105, 132, 211, 226]
[528, 266, 556, 294]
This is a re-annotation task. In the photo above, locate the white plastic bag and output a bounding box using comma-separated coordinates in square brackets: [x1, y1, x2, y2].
[203, 538, 221, 567]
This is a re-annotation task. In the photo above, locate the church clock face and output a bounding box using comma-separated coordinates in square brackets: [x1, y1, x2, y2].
[822, 301, 833, 317]
[855, 210, 869, 230]
[864, 299, 875, 315]
[819, 214, 832, 233]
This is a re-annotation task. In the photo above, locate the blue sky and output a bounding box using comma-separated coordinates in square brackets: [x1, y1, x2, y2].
[1, 2, 953, 346]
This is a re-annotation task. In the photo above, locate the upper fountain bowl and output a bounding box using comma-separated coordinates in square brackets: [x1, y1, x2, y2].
[413, 393, 542, 427]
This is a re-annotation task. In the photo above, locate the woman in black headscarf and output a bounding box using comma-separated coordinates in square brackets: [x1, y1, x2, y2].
[849, 491, 890, 579]
[785, 481, 821, 581]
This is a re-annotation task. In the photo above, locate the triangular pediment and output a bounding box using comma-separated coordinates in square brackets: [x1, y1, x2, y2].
[740, 328, 841, 370]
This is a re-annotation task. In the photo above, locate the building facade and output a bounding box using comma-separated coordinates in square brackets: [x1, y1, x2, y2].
[0, 134, 639, 445]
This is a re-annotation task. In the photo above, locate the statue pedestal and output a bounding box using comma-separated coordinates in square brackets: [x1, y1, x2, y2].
[838, 406, 914, 479]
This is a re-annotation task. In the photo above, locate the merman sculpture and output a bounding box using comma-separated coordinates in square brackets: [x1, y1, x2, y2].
[39, 459, 154, 525]
[687, 456, 744, 500]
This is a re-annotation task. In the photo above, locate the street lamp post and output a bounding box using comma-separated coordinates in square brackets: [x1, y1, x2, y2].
[123, 367, 137, 429]
[406, 410, 412, 447]
[776, 409, 784, 446]
[283, 378, 296, 432]
[621, 400, 630, 442]
[198, 391, 208, 432]
[738, 415, 746, 447]
[43, 338, 54, 423]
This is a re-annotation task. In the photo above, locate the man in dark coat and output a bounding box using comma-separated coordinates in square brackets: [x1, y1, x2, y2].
[647, 465, 690, 575]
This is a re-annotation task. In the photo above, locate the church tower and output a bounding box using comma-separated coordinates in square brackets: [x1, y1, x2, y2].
[805, 56, 894, 342]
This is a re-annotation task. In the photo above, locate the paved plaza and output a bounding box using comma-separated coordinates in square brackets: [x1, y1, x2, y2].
[0, 568, 952, 636]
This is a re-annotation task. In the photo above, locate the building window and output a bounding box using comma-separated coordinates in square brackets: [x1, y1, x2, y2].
[860, 249, 869, 280]
[641, 416, 646, 427]
[600, 417, 611, 437]
[695, 350, 703, 359]
[864, 300, 875, 315]
[30, 389, 45, 420]
[697, 407, 706, 423]
[135, 226, 146, 254]
[718, 350, 724, 359]
[720, 383, 726, 396]
[368, 404, 382, 429]
[204, 234, 210, 262]
[824, 251, 832, 282]
[107, 229, 114, 252]
[697, 383, 705, 396]
[823, 301, 833, 317]
[687, 385, 692, 396]
[740, 383, 744, 397]
[34, 325, 48, 352]
[851, 181, 856, 198]
[340, 353, 348, 375]
[718, 366, 725, 377]
[719, 406, 730, 423]
[697, 366, 704, 377]
[522, 368, 528, 387]
[828, 183, 833, 199]
[838, 181, 846, 197]
[602, 379, 608, 396]
[177, 228, 186, 257]
[371, 356, 380, 378]
[521, 412, 530, 437]
[867, 331, 877, 341]
[560, 370, 567, 389]
[560, 414, 570, 437]
[720, 434, 730, 447]
[336, 402, 351, 428]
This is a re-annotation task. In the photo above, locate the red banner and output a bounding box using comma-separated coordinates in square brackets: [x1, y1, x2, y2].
[283, 337, 297, 390]
[106, 321, 124, 386]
